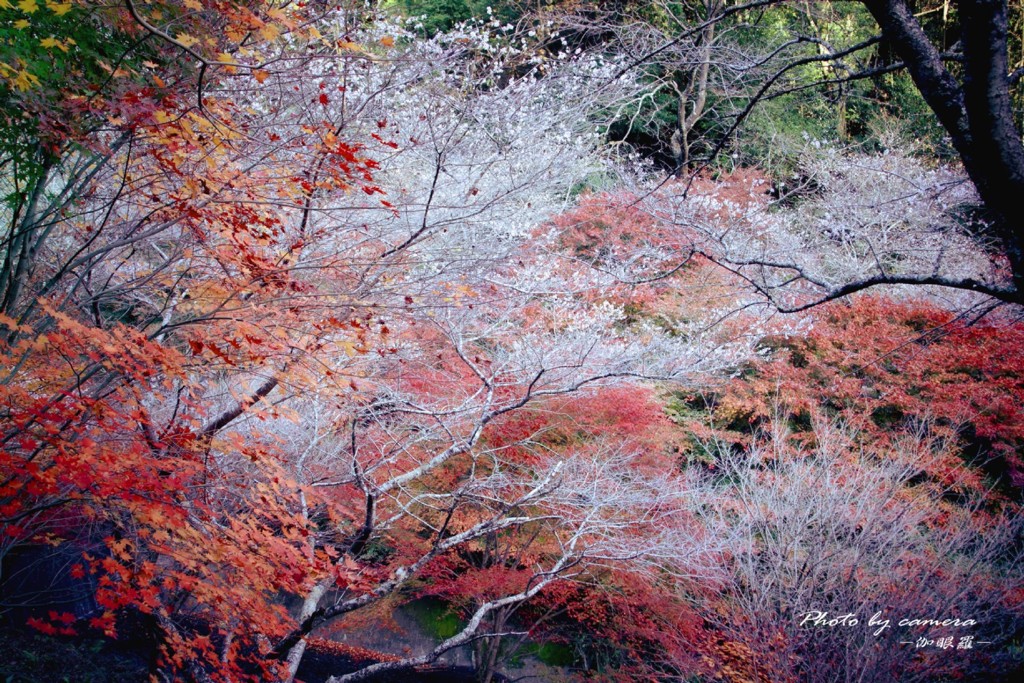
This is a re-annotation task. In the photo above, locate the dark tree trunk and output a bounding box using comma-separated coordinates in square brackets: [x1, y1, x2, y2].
[864, 0, 1024, 298]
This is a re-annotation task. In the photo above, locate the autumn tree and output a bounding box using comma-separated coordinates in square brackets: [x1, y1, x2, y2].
[1, 3, 745, 681]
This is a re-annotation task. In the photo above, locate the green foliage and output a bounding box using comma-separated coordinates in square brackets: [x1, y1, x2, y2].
[567, 169, 620, 198]
[534, 641, 575, 666]
[0, 2, 157, 203]
[664, 391, 719, 467]
[732, 93, 832, 176]
[602, 1, 955, 174]
[386, 0, 527, 35]
[405, 597, 465, 640]
[0, 3, 134, 117]
[358, 538, 397, 565]
[862, 72, 949, 154]
[389, 0, 471, 34]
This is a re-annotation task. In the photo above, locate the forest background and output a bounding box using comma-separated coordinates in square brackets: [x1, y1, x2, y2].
[1, 1, 1023, 682]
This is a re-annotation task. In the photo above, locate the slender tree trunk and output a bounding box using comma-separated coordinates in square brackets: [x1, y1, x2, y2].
[282, 577, 333, 683]
[478, 609, 506, 683]
[672, 0, 719, 173]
